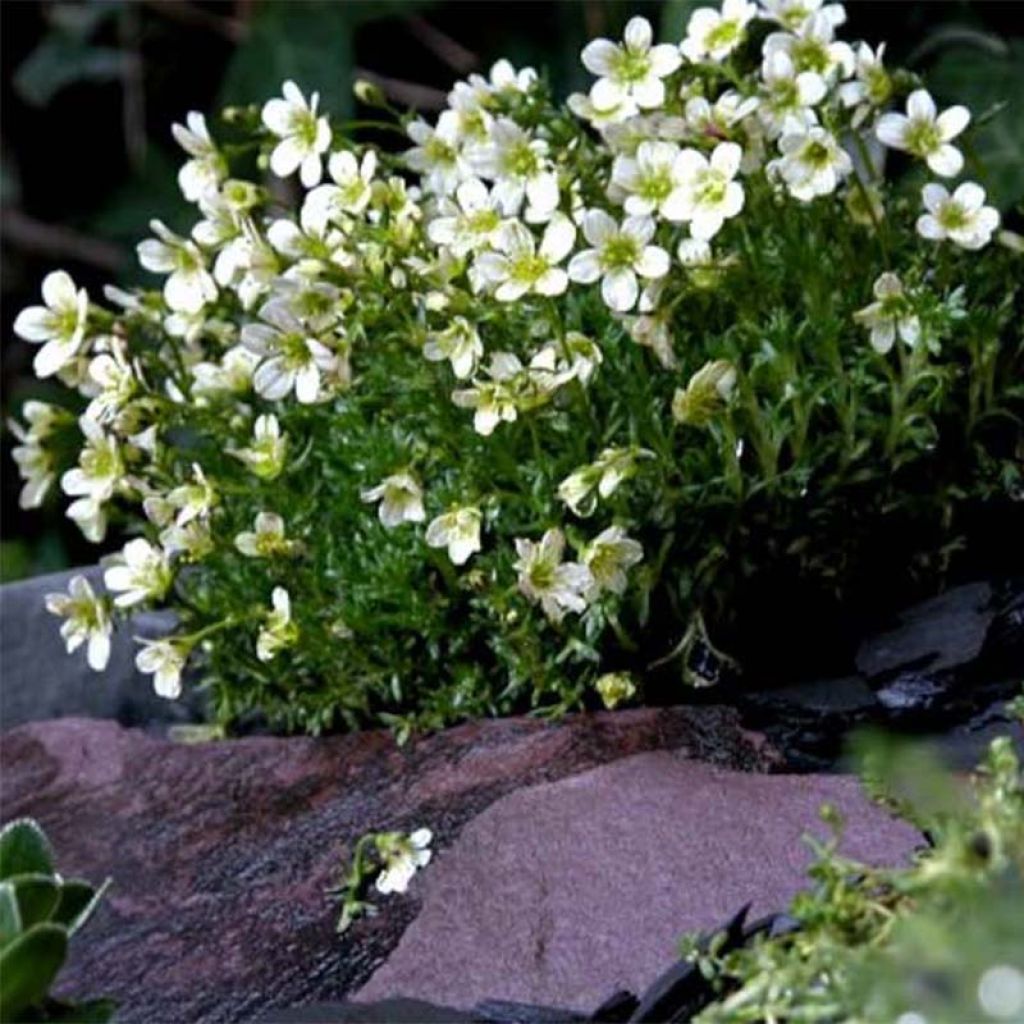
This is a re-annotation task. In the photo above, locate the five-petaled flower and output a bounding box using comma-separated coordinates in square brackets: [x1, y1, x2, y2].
[916, 181, 999, 251]
[875, 89, 970, 178]
[45, 574, 113, 672]
[514, 528, 593, 624]
[361, 472, 427, 528]
[262, 80, 332, 188]
[13, 271, 90, 378]
[853, 272, 921, 353]
[568, 211, 669, 312]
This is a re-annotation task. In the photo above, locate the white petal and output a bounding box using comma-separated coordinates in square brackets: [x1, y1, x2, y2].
[270, 137, 306, 178]
[13, 307, 54, 342]
[936, 105, 970, 141]
[926, 144, 963, 178]
[581, 39, 619, 77]
[921, 183, 948, 213]
[41, 270, 77, 311]
[636, 246, 669, 279]
[623, 16, 652, 51]
[602, 268, 638, 311]
[916, 214, 944, 241]
[952, 181, 985, 211]
[710, 142, 742, 179]
[875, 113, 907, 150]
[568, 249, 602, 284]
[906, 89, 936, 122]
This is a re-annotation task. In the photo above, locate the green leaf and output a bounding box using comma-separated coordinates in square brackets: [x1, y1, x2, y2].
[0, 820, 55, 881]
[926, 39, 1024, 210]
[13, 37, 127, 108]
[218, 1, 355, 119]
[0, 884, 22, 947]
[9, 875, 61, 930]
[52, 879, 109, 937]
[0, 923, 67, 1021]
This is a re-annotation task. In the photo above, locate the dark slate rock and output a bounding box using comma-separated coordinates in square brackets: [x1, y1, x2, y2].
[0, 567, 205, 730]
[0, 708, 772, 1024]
[254, 998, 474, 1022]
[855, 582, 994, 680]
[473, 1000, 586, 1022]
[587, 990, 638, 1022]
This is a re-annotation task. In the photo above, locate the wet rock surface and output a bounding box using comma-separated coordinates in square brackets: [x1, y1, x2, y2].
[354, 751, 920, 1014]
[738, 579, 1023, 769]
[0, 707, 771, 1024]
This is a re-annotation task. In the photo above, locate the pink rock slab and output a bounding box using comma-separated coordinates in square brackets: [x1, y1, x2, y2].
[356, 750, 921, 1013]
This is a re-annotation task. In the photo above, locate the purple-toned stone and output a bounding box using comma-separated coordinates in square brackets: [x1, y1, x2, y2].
[0, 707, 771, 1023]
[355, 750, 921, 1013]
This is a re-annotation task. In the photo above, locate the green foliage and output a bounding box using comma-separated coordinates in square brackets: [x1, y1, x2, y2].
[10, 7, 1024, 739]
[0, 820, 113, 1024]
[682, 725, 1024, 1023]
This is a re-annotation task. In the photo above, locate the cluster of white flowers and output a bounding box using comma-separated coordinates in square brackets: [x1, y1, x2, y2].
[13, 0, 1010, 715]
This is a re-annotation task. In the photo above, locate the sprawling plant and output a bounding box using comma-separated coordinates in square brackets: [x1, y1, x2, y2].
[12, 0, 1022, 735]
[682, 725, 1024, 1023]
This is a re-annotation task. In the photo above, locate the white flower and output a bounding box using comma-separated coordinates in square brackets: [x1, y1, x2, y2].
[673, 142, 745, 240]
[230, 414, 287, 480]
[235, 512, 295, 557]
[568, 211, 669, 311]
[758, 49, 826, 138]
[583, 525, 644, 596]
[136, 637, 189, 699]
[191, 346, 261, 398]
[450, 352, 523, 435]
[916, 182, 999, 251]
[513, 528, 593, 624]
[473, 215, 576, 301]
[261, 80, 331, 188]
[86, 346, 136, 423]
[304, 149, 377, 227]
[9, 402, 60, 509]
[423, 317, 483, 379]
[61, 420, 117, 508]
[672, 359, 738, 425]
[104, 538, 173, 609]
[256, 586, 299, 662]
[469, 119, 559, 219]
[582, 16, 681, 112]
[137, 220, 218, 314]
[426, 178, 511, 257]
[241, 301, 339, 404]
[167, 463, 218, 527]
[375, 828, 433, 895]
[171, 112, 226, 201]
[13, 270, 90, 378]
[405, 111, 468, 195]
[558, 447, 649, 516]
[45, 574, 112, 672]
[611, 141, 690, 219]
[853, 272, 921, 354]
[763, 11, 854, 81]
[875, 89, 970, 178]
[683, 90, 760, 140]
[681, 0, 758, 63]
[425, 506, 483, 565]
[361, 472, 426, 528]
[769, 126, 852, 201]
[759, 0, 846, 31]
[838, 42, 891, 126]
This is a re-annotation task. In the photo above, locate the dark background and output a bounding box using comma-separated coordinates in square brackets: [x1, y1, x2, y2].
[2, 0, 1022, 582]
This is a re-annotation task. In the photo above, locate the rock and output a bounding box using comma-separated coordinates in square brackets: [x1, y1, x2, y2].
[0, 708, 772, 1024]
[855, 582, 995, 680]
[739, 676, 879, 770]
[0, 567, 204, 729]
[354, 751, 920, 1014]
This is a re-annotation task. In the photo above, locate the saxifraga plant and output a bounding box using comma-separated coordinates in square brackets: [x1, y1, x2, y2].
[10, 0, 1023, 736]
[682, 723, 1024, 1024]
[0, 819, 113, 1023]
